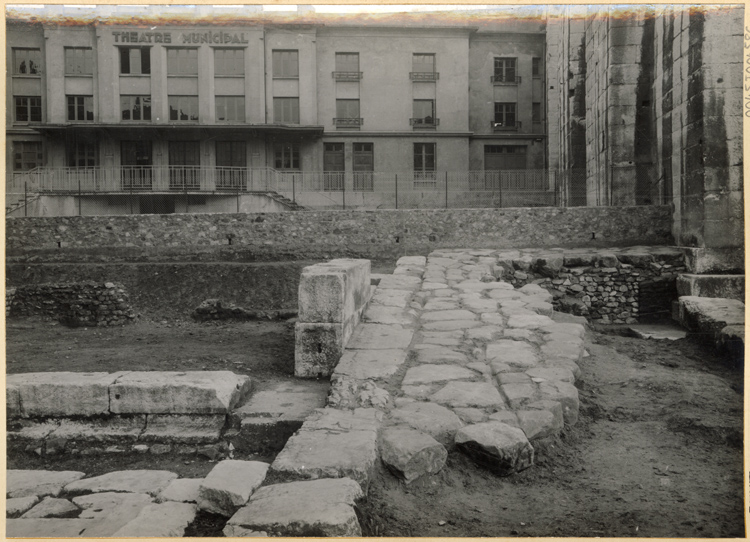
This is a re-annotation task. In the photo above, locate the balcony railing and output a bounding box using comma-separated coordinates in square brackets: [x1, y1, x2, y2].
[410, 72, 439, 81]
[492, 121, 521, 131]
[333, 117, 363, 128]
[332, 71, 363, 81]
[410, 117, 440, 129]
[491, 75, 522, 84]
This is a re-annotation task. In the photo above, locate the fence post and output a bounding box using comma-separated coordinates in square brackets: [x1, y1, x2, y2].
[292, 174, 296, 204]
[342, 174, 346, 210]
[78, 177, 82, 216]
[395, 174, 398, 209]
[445, 171, 448, 209]
[498, 175, 503, 209]
[130, 182, 134, 215]
[24, 181, 27, 217]
[236, 187, 240, 213]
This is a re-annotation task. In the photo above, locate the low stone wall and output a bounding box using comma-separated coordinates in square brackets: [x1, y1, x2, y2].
[6, 206, 673, 262]
[7, 282, 136, 326]
[495, 247, 686, 324]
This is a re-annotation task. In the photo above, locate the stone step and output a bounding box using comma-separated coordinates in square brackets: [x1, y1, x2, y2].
[675, 296, 744, 361]
[676, 273, 745, 302]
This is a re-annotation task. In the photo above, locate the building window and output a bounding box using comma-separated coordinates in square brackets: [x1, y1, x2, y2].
[335, 99, 361, 127]
[411, 53, 438, 80]
[493, 57, 517, 84]
[216, 96, 245, 122]
[323, 143, 345, 191]
[216, 141, 246, 167]
[273, 97, 300, 124]
[532, 57, 542, 77]
[353, 142, 374, 191]
[65, 47, 93, 75]
[67, 139, 98, 168]
[67, 96, 94, 121]
[214, 48, 244, 76]
[413, 143, 436, 182]
[493, 103, 518, 130]
[334, 52, 361, 80]
[274, 143, 300, 170]
[167, 48, 198, 75]
[272, 50, 299, 78]
[412, 99, 438, 128]
[532, 102, 541, 123]
[120, 95, 151, 121]
[168, 141, 200, 190]
[484, 145, 527, 170]
[15, 96, 42, 122]
[13, 48, 42, 75]
[13, 141, 43, 171]
[169, 96, 199, 121]
[120, 47, 151, 75]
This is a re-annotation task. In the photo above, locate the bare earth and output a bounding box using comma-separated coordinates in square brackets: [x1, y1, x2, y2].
[6, 318, 744, 537]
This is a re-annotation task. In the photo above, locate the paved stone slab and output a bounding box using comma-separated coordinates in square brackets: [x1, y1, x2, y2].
[507, 314, 556, 329]
[499, 382, 540, 408]
[347, 323, 413, 350]
[48, 415, 146, 442]
[226, 478, 363, 537]
[223, 525, 270, 537]
[421, 319, 483, 331]
[7, 496, 40, 518]
[526, 367, 576, 383]
[421, 309, 477, 322]
[421, 336, 463, 346]
[538, 381, 580, 425]
[298, 259, 371, 324]
[628, 324, 688, 341]
[540, 322, 586, 339]
[363, 305, 417, 326]
[157, 478, 202, 503]
[198, 460, 269, 516]
[302, 407, 382, 432]
[517, 409, 562, 440]
[402, 364, 477, 386]
[462, 298, 500, 313]
[423, 300, 460, 311]
[486, 340, 540, 368]
[430, 381, 505, 409]
[73, 492, 154, 536]
[416, 347, 470, 365]
[380, 427, 448, 483]
[481, 313, 506, 326]
[113, 502, 198, 537]
[455, 422, 534, 476]
[397, 256, 427, 267]
[141, 414, 226, 442]
[389, 402, 463, 446]
[466, 326, 503, 340]
[488, 411, 520, 427]
[7, 470, 85, 499]
[457, 280, 514, 292]
[21, 497, 79, 519]
[8, 372, 123, 417]
[64, 470, 177, 497]
[503, 328, 537, 341]
[109, 371, 252, 414]
[333, 347, 404, 382]
[488, 289, 525, 300]
[371, 289, 414, 308]
[6, 518, 100, 537]
[233, 380, 328, 423]
[375, 275, 422, 290]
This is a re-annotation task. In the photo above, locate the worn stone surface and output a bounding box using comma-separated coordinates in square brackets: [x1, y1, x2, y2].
[226, 478, 363, 537]
[7, 496, 40, 518]
[7, 470, 86, 499]
[198, 460, 269, 516]
[455, 422, 535, 476]
[298, 259, 371, 324]
[402, 365, 477, 386]
[416, 347, 470, 365]
[8, 372, 122, 417]
[363, 305, 416, 326]
[47, 416, 146, 441]
[371, 288, 414, 308]
[20, 497, 80, 519]
[380, 427, 448, 483]
[6, 518, 100, 537]
[112, 502, 198, 537]
[73, 492, 154, 536]
[516, 409, 561, 440]
[430, 381, 505, 409]
[109, 371, 252, 414]
[676, 274, 744, 302]
[389, 402, 463, 446]
[347, 323, 413, 350]
[64, 470, 178, 497]
[294, 322, 346, 378]
[141, 414, 226, 442]
[537, 381, 580, 425]
[333, 349, 408, 380]
[156, 478, 203, 504]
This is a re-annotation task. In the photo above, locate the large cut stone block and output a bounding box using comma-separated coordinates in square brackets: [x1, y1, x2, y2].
[198, 460, 269, 516]
[7, 496, 40, 518]
[141, 414, 226, 442]
[347, 323, 413, 350]
[298, 259, 371, 324]
[113, 502, 198, 537]
[109, 371, 252, 414]
[455, 422, 534, 476]
[73, 492, 154, 537]
[389, 401, 463, 446]
[8, 372, 123, 417]
[333, 349, 408, 380]
[676, 274, 745, 302]
[64, 470, 177, 497]
[295, 322, 346, 378]
[47, 415, 146, 442]
[7, 470, 86, 499]
[6, 518, 101, 537]
[380, 427, 448, 483]
[21, 497, 80, 519]
[226, 478, 364, 537]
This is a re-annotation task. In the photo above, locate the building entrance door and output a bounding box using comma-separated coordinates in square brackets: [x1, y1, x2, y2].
[323, 143, 344, 191]
[121, 141, 153, 189]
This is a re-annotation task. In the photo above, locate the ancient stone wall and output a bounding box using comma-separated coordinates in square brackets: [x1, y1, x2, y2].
[8, 282, 135, 326]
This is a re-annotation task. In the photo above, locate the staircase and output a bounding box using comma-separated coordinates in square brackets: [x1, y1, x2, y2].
[264, 191, 305, 211]
[6, 194, 39, 216]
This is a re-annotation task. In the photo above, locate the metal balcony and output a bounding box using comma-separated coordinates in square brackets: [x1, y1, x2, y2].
[410, 117, 440, 129]
[409, 72, 439, 81]
[333, 117, 363, 128]
[332, 71, 363, 81]
[491, 75, 522, 85]
[492, 121, 521, 131]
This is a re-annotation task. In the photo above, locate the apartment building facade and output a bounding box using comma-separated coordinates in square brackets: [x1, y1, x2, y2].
[6, 14, 547, 214]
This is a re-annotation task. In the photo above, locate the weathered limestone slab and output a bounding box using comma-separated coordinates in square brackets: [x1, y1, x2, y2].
[430, 381, 505, 409]
[416, 347, 470, 365]
[7, 419, 60, 443]
[486, 340, 539, 368]
[526, 367, 576, 383]
[676, 274, 745, 302]
[6, 518, 100, 537]
[537, 381, 580, 425]
[374, 274, 422, 291]
[507, 314, 556, 329]
[457, 280, 514, 292]
[516, 409, 562, 440]
[677, 296, 745, 335]
[271, 408, 380, 488]
[347, 323, 413, 350]
[141, 414, 226, 442]
[466, 326, 503, 340]
[21, 497, 80, 519]
[389, 401, 463, 446]
[333, 349, 408, 380]
[197, 460, 268, 517]
[380, 427, 448, 483]
[156, 478, 202, 503]
[422, 319, 483, 331]
[499, 382, 540, 409]
[298, 259, 371, 323]
[48, 415, 146, 441]
[226, 478, 363, 537]
[402, 364, 477, 386]
[397, 256, 427, 267]
[540, 322, 586, 339]
[462, 298, 500, 313]
[7, 470, 85, 499]
[64, 470, 177, 497]
[364, 305, 417, 326]
[223, 525, 269, 537]
[371, 288, 413, 308]
[423, 300, 460, 311]
[7, 496, 40, 518]
[8, 372, 123, 417]
[112, 502, 197, 537]
[421, 309, 477, 321]
[295, 322, 346, 378]
[109, 371, 251, 414]
[73, 492, 154, 537]
[455, 422, 534, 476]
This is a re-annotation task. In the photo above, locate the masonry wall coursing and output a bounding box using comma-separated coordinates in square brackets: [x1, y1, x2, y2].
[6, 206, 673, 261]
[8, 282, 136, 326]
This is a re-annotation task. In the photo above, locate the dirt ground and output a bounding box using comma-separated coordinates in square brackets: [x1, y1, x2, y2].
[6, 316, 745, 537]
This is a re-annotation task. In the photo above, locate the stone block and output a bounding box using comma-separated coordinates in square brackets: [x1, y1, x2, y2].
[7, 470, 85, 499]
[298, 259, 371, 324]
[8, 372, 123, 417]
[516, 409, 561, 440]
[47, 415, 146, 442]
[141, 414, 226, 443]
[109, 371, 252, 414]
[507, 314, 555, 329]
[6, 518, 101, 537]
[21, 497, 80, 519]
[295, 322, 346, 378]
[64, 470, 177, 497]
[226, 478, 363, 537]
[430, 381, 505, 409]
[402, 364, 477, 386]
[676, 274, 744, 302]
[380, 427, 448, 483]
[389, 402, 463, 446]
[363, 305, 417, 326]
[526, 367, 576, 383]
[156, 478, 202, 503]
[375, 274, 422, 291]
[486, 340, 540, 367]
[333, 349, 408, 380]
[198, 460, 269, 516]
[538, 381, 580, 425]
[112, 502, 197, 537]
[682, 247, 744, 274]
[371, 288, 414, 308]
[422, 319, 483, 331]
[422, 309, 478, 321]
[455, 422, 534, 476]
[397, 256, 427, 267]
[677, 296, 745, 336]
[73, 492, 154, 536]
[347, 323, 413, 350]
[7, 496, 40, 518]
